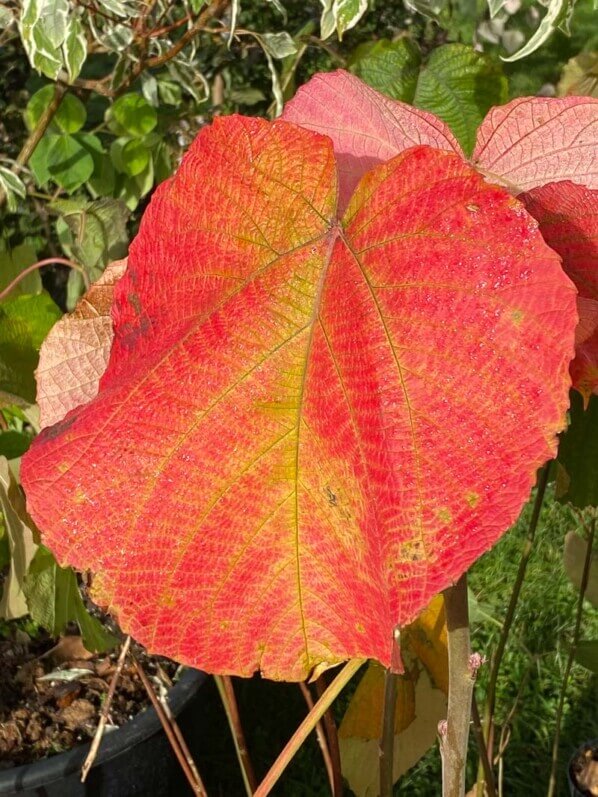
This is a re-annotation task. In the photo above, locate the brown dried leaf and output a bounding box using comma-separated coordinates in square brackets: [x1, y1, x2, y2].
[36, 260, 127, 429]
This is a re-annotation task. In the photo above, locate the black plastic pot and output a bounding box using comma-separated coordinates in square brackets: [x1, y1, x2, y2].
[0, 668, 207, 796]
[568, 739, 598, 797]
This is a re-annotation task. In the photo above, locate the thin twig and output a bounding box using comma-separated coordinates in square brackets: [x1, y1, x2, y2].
[214, 675, 257, 796]
[471, 695, 496, 797]
[0, 257, 90, 303]
[254, 659, 365, 797]
[151, 664, 205, 790]
[547, 514, 595, 797]
[81, 635, 131, 782]
[72, 0, 230, 98]
[298, 682, 336, 795]
[476, 463, 551, 797]
[314, 674, 344, 796]
[0, 84, 67, 209]
[380, 667, 399, 797]
[132, 655, 206, 796]
[441, 574, 473, 797]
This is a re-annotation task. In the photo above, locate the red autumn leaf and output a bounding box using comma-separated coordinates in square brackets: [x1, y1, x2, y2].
[36, 260, 127, 429]
[282, 70, 461, 213]
[521, 181, 598, 403]
[472, 97, 598, 193]
[21, 116, 576, 680]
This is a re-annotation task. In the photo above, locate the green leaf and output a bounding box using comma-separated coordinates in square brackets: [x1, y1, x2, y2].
[0, 457, 38, 620]
[157, 79, 182, 106]
[96, 0, 130, 16]
[349, 41, 508, 155]
[37, 0, 69, 48]
[0, 431, 32, 459]
[52, 197, 129, 277]
[501, 0, 571, 62]
[29, 134, 54, 186]
[153, 141, 173, 184]
[25, 85, 87, 133]
[320, 0, 368, 39]
[0, 293, 61, 402]
[110, 93, 157, 137]
[0, 167, 26, 212]
[141, 72, 159, 106]
[62, 14, 87, 83]
[47, 134, 94, 192]
[557, 391, 598, 509]
[255, 31, 297, 59]
[19, 0, 67, 80]
[110, 137, 150, 177]
[414, 44, 508, 155]
[575, 640, 598, 674]
[24, 546, 117, 652]
[116, 156, 154, 210]
[349, 38, 422, 102]
[0, 245, 41, 296]
[563, 530, 598, 608]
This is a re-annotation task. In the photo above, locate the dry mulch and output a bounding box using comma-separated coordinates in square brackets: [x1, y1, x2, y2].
[0, 627, 178, 769]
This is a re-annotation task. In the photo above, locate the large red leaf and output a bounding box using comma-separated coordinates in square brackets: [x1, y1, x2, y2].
[472, 97, 598, 193]
[282, 70, 461, 213]
[521, 181, 598, 403]
[21, 116, 576, 680]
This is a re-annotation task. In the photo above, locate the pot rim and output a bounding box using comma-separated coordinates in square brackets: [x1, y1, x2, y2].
[0, 667, 206, 792]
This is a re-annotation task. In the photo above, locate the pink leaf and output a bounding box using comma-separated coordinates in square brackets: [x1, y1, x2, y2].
[473, 97, 598, 194]
[36, 260, 127, 428]
[282, 69, 461, 213]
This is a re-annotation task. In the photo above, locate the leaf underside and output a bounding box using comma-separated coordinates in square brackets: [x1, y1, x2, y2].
[22, 116, 576, 680]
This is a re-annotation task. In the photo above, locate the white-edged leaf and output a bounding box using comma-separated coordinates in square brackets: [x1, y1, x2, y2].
[502, 0, 570, 62]
[62, 15, 87, 83]
[255, 31, 297, 59]
[487, 0, 508, 17]
[0, 167, 26, 212]
[228, 0, 239, 46]
[320, 0, 368, 39]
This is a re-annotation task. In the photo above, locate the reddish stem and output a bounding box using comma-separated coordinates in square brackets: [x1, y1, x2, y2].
[0, 258, 89, 303]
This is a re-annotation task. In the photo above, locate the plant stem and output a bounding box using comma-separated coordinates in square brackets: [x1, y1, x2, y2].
[380, 667, 399, 797]
[299, 682, 336, 795]
[214, 675, 257, 796]
[314, 674, 344, 796]
[0, 257, 89, 302]
[441, 574, 473, 797]
[475, 463, 551, 796]
[81, 636, 131, 782]
[254, 659, 365, 797]
[132, 656, 206, 796]
[0, 83, 68, 209]
[471, 695, 496, 797]
[547, 514, 595, 797]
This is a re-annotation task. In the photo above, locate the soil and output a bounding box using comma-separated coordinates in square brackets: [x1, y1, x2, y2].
[0, 625, 178, 770]
[570, 742, 598, 797]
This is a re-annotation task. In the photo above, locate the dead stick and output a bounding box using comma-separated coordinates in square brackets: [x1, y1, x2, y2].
[153, 667, 204, 789]
[314, 675, 344, 796]
[132, 656, 206, 796]
[441, 574, 473, 797]
[215, 675, 258, 794]
[81, 635, 131, 782]
[298, 682, 336, 795]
